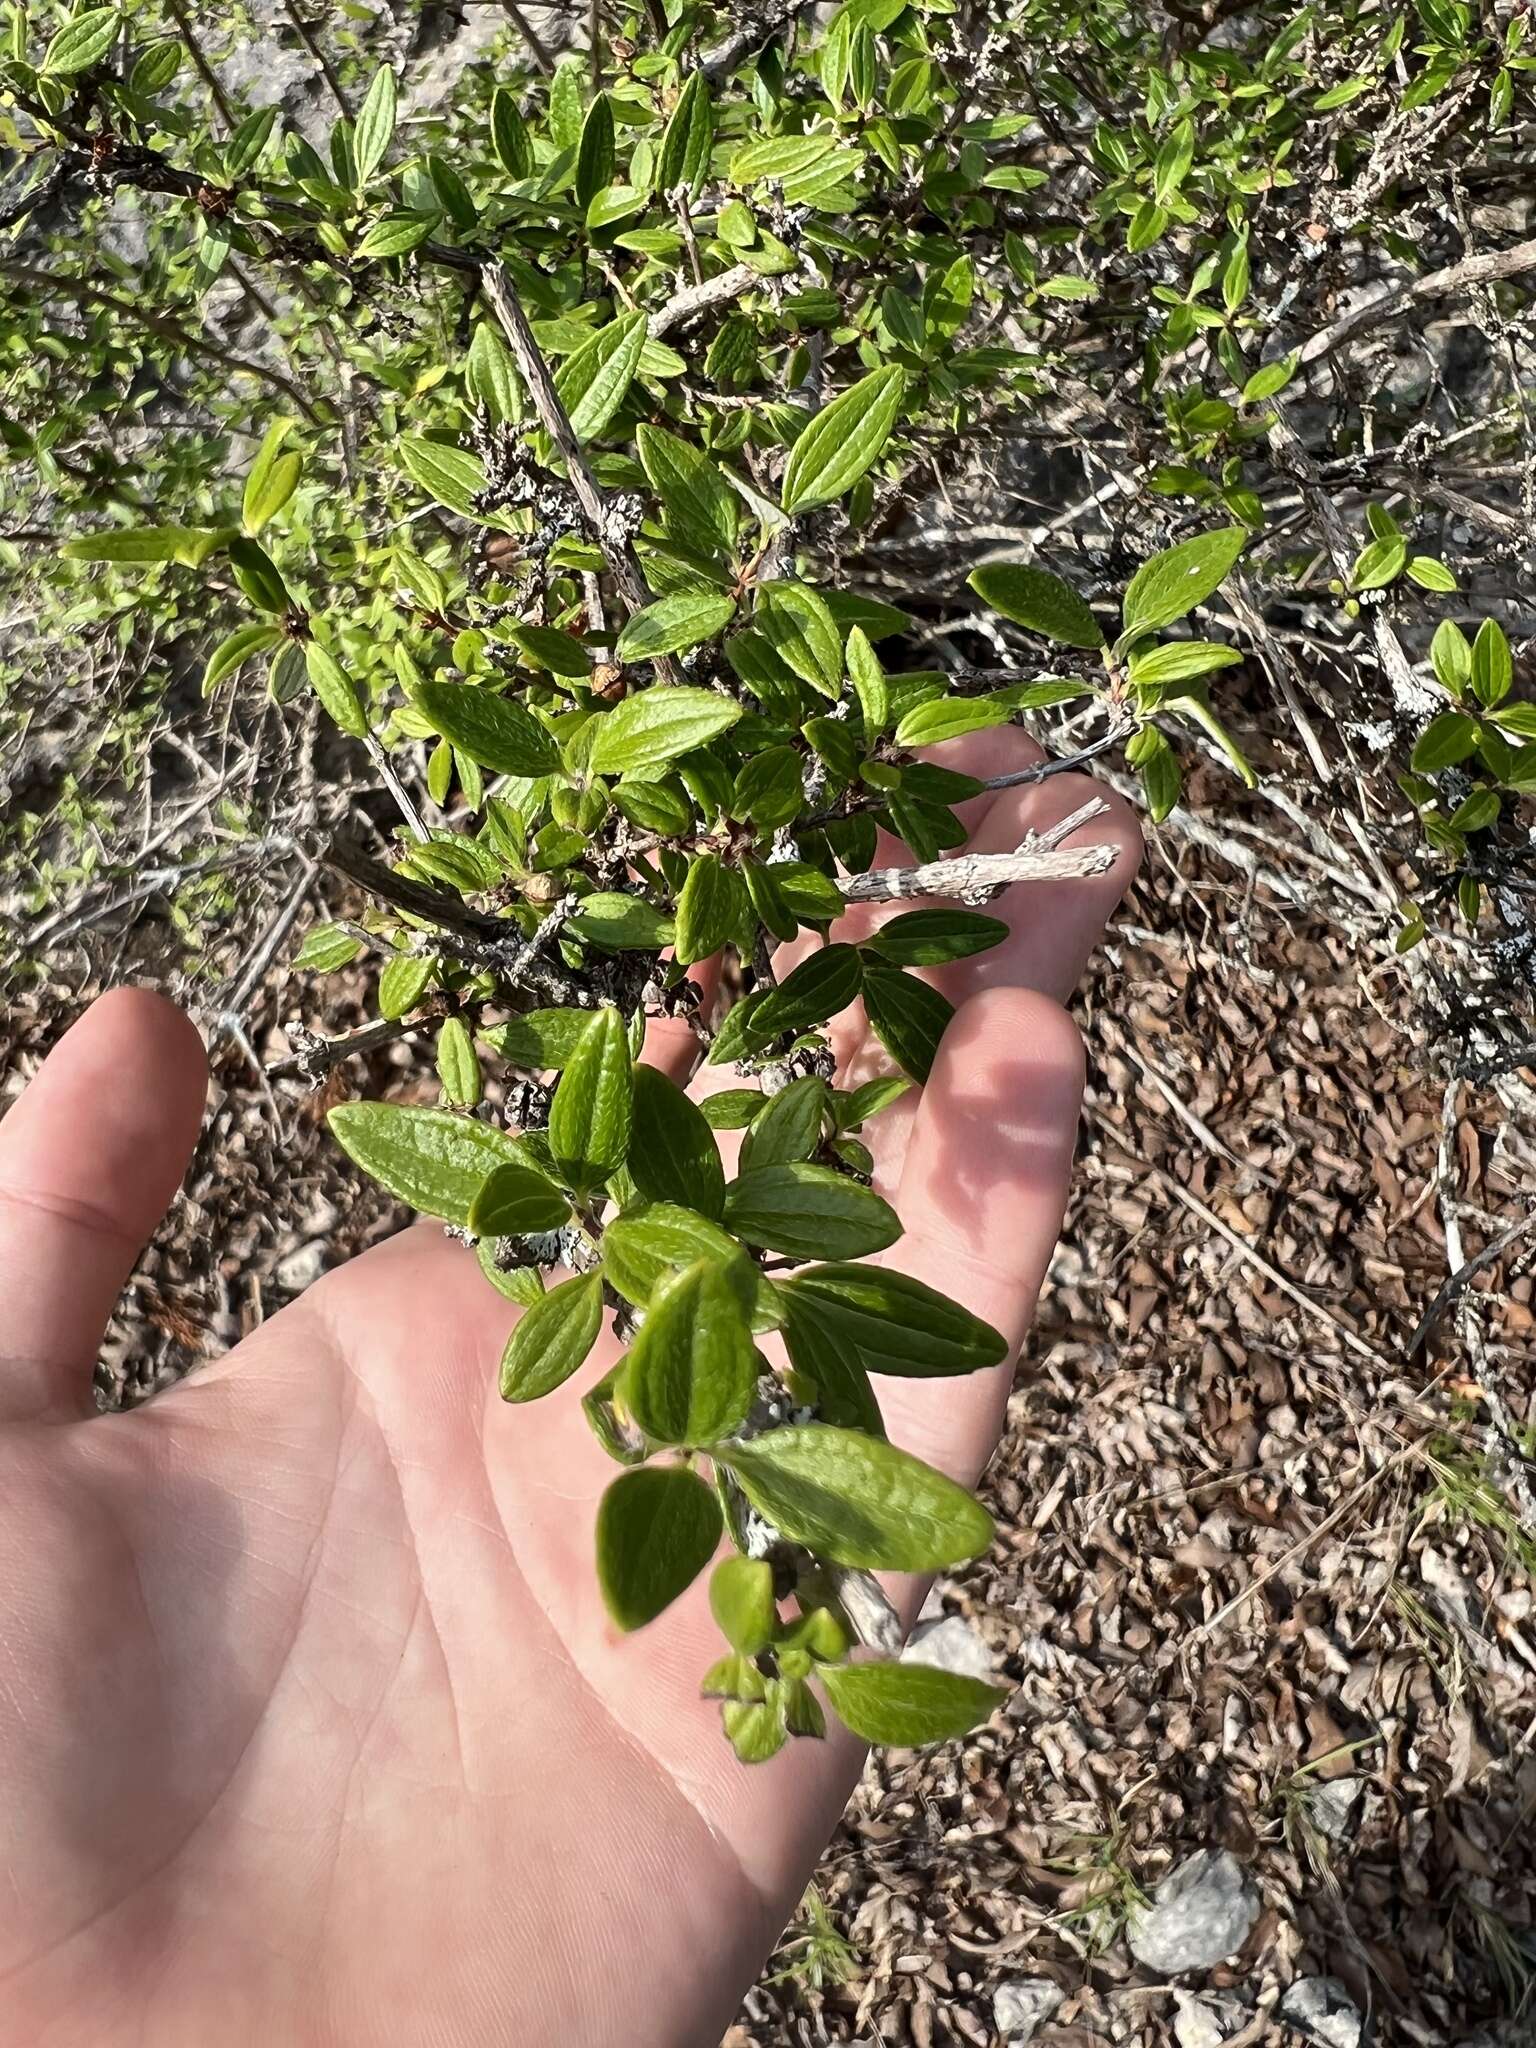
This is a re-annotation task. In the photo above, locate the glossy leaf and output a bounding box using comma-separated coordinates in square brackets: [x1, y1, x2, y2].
[820, 1660, 1007, 1746]
[724, 1162, 900, 1260]
[1119, 528, 1247, 646]
[783, 1264, 1008, 1376]
[549, 1006, 633, 1189]
[328, 1102, 535, 1225]
[469, 1159, 571, 1236]
[629, 1065, 726, 1220]
[709, 1556, 777, 1656]
[596, 1467, 722, 1631]
[967, 563, 1103, 648]
[674, 853, 750, 965]
[500, 1271, 605, 1402]
[861, 965, 953, 1081]
[619, 1256, 756, 1446]
[615, 592, 736, 662]
[781, 366, 905, 515]
[588, 686, 744, 775]
[862, 910, 1007, 967]
[416, 681, 561, 775]
[719, 1424, 994, 1569]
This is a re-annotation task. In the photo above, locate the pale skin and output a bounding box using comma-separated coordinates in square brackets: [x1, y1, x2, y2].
[0, 734, 1139, 2048]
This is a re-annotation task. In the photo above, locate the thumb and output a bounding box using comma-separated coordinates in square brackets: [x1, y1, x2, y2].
[0, 988, 207, 1422]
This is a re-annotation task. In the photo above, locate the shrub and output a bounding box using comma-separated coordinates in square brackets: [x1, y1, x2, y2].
[3, 0, 1533, 1753]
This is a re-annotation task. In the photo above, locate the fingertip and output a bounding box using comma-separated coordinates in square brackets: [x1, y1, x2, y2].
[0, 988, 208, 1417]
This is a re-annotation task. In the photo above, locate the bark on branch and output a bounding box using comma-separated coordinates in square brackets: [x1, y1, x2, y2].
[1298, 235, 1536, 365]
[840, 799, 1119, 904]
[478, 258, 655, 622]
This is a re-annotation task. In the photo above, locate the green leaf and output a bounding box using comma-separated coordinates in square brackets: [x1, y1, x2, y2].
[629, 1065, 726, 1220]
[294, 922, 363, 972]
[1128, 640, 1242, 687]
[596, 1467, 722, 1631]
[1128, 724, 1181, 820]
[567, 891, 675, 951]
[750, 944, 863, 1041]
[1473, 617, 1513, 707]
[588, 686, 744, 775]
[328, 1101, 534, 1224]
[548, 1006, 633, 1190]
[500, 1271, 605, 1402]
[781, 365, 905, 515]
[1350, 534, 1408, 591]
[756, 581, 844, 696]
[862, 965, 953, 1082]
[731, 746, 804, 828]
[43, 6, 118, 75]
[658, 69, 714, 198]
[63, 524, 216, 566]
[636, 422, 738, 560]
[1241, 354, 1297, 404]
[356, 211, 437, 260]
[893, 697, 1011, 749]
[548, 53, 586, 150]
[619, 1256, 755, 1447]
[415, 681, 561, 775]
[574, 92, 615, 209]
[1119, 528, 1246, 646]
[227, 536, 290, 614]
[820, 1660, 1007, 1746]
[555, 311, 648, 443]
[242, 418, 301, 535]
[722, 1696, 788, 1762]
[469, 1160, 571, 1236]
[468, 322, 522, 422]
[482, 1007, 597, 1071]
[674, 853, 750, 966]
[202, 622, 281, 695]
[783, 1264, 1008, 1376]
[616, 592, 736, 662]
[353, 64, 397, 184]
[710, 1556, 777, 1656]
[725, 1162, 900, 1260]
[847, 626, 891, 734]
[398, 437, 487, 518]
[718, 1423, 993, 1569]
[1405, 556, 1458, 593]
[377, 951, 433, 1020]
[863, 910, 1007, 967]
[1411, 710, 1478, 772]
[778, 1291, 885, 1434]
[436, 1014, 481, 1108]
[1431, 620, 1473, 694]
[741, 1076, 828, 1171]
[491, 87, 533, 177]
[966, 563, 1104, 649]
[305, 642, 367, 738]
[602, 1202, 779, 1333]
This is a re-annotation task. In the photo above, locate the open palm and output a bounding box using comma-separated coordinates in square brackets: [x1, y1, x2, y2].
[0, 739, 1137, 2048]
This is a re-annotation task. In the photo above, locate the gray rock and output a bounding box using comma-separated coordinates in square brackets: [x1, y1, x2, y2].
[1127, 1850, 1259, 1975]
[1306, 1776, 1362, 1843]
[1278, 1977, 1365, 2048]
[276, 1240, 327, 1294]
[902, 1614, 995, 1682]
[1173, 1993, 1249, 2048]
[992, 1978, 1064, 2044]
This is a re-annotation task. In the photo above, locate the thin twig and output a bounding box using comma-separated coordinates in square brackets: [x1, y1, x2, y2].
[842, 799, 1119, 902]
[478, 259, 654, 621]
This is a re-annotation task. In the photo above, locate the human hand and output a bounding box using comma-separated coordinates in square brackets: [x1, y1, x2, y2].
[0, 736, 1137, 2048]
